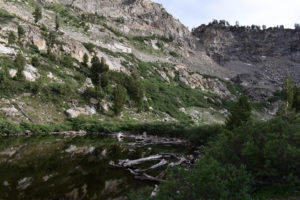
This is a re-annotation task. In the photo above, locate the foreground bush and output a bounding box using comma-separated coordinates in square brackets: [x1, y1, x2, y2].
[131, 157, 253, 200]
[206, 116, 300, 188]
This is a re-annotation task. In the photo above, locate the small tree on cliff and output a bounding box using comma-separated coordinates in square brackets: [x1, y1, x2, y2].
[55, 14, 60, 31]
[225, 95, 252, 130]
[33, 6, 42, 23]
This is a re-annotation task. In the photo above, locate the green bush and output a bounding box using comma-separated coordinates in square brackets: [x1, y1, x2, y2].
[132, 157, 253, 200]
[31, 56, 40, 67]
[113, 84, 127, 116]
[206, 117, 300, 188]
[0, 119, 22, 135]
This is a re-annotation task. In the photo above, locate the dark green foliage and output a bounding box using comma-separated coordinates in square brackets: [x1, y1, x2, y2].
[206, 117, 300, 191]
[90, 56, 109, 86]
[100, 57, 109, 73]
[14, 53, 26, 80]
[17, 25, 25, 40]
[8, 31, 16, 45]
[83, 42, 95, 53]
[138, 157, 253, 200]
[31, 56, 40, 68]
[100, 72, 109, 88]
[33, 6, 42, 23]
[113, 84, 127, 116]
[126, 77, 144, 111]
[82, 53, 89, 67]
[60, 54, 74, 68]
[169, 51, 179, 57]
[225, 95, 252, 130]
[294, 87, 300, 112]
[55, 14, 60, 31]
[90, 55, 101, 85]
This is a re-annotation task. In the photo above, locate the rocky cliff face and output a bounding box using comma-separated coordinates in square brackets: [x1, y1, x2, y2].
[46, 0, 195, 47]
[192, 22, 300, 101]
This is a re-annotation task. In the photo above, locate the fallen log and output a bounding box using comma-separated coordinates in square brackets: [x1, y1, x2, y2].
[118, 155, 163, 167]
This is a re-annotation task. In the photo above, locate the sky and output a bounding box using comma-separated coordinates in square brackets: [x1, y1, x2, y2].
[152, 0, 300, 30]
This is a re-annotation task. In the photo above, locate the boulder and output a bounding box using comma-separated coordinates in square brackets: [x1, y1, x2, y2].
[66, 106, 97, 118]
[23, 65, 40, 82]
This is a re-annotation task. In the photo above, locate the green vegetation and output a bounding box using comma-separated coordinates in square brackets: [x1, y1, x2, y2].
[17, 25, 24, 40]
[33, 6, 42, 23]
[133, 95, 300, 199]
[14, 53, 26, 80]
[169, 51, 179, 57]
[8, 31, 16, 45]
[225, 95, 252, 129]
[113, 84, 127, 116]
[278, 75, 300, 115]
[0, 8, 15, 24]
[55, 14, 60, 31]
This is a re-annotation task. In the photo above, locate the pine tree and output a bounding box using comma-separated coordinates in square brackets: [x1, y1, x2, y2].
[126, 77, 144, 111]
[91, 55, 101, 85]
[14, 53, 26, 80]
[100, 57, 109, 73]
[100, 72, 109, 88]
[17, 25, 25, 40]
[82, 53, 89, 67]
[90, 56, 109, 86]
[225, 95, 252, 130]
[33, 6, 42, 23]
[55, 14, 60, 31]
[113, 84, 127, 116]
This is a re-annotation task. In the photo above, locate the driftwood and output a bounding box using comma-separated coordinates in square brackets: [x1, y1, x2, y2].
[118, 155, 163, 167]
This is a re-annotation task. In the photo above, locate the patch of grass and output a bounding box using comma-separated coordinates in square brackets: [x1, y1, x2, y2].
[0, 8, 15, 24]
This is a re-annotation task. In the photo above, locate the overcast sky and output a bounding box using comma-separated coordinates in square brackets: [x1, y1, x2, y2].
[152, 0, 300, 29]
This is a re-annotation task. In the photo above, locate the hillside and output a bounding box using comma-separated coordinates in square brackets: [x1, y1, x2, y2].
[0, 0, 241, 124]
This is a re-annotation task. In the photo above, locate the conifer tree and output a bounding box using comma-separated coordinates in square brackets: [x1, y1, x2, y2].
[113, 84, 127, 116]
[17, 25, 24, 40]
[33, 6, 42, 23]
[225, 95, 252, 130]
[55, 14, 60, 31]
[91, 55, 101, 85]
[82, 53, 89, 67]
[14, 53, 26, 80]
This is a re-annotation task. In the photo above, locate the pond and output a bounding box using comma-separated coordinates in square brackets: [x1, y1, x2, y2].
[0, 133, 198, 200]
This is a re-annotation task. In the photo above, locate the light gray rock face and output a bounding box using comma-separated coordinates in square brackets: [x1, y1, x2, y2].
[193, 22, 300, 100]
[66, 106, 97, 118]
[46, 0, 195, 47]
[23, 65, 40, 82]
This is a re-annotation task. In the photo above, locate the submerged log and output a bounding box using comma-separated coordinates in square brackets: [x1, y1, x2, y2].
[134, 173, 165, 183]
